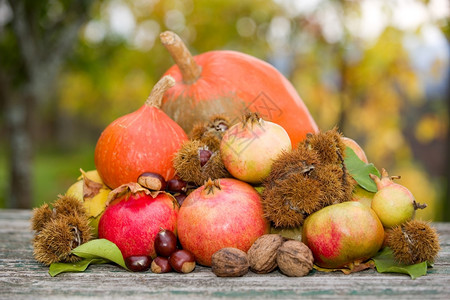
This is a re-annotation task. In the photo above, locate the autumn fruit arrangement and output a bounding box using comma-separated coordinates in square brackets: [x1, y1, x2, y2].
[31, 31, 440, 279]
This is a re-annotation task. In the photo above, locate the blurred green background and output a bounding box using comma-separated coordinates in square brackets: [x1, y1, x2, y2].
[0, 0, 449, 221]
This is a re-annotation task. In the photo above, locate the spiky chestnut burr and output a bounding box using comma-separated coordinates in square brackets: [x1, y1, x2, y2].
[261, 147, 320, 227]
[312, 163, 355, 207]
[190, 114, 231, 151]
[33, 212, 92, 265]
[52, 194, 87, 217]
[31, 195, 92, 265]
[261, 128, 355, 228]
[263, 171, 321, 228]
[173, 139, 230, 186]
[387, 220, 440, 265]
[303, 127, 357, 192]
[302, 127, 346, 166]
[31, 203, 54, 232]
[263, 147, 319, 189]
[31, 195, 86, 231]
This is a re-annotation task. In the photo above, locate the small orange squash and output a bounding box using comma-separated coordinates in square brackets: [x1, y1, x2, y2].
[94, 76, 188, 189]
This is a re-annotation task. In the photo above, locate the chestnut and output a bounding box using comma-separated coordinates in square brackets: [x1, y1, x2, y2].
[167, 178, 187, 193]
[174, 193, 187, 206]
[154, 229, 178, 257]
[199, 149, 213, 167]
[151, 256, 172, 273]
[125, 255, 152, 272]
[169, 249, 196, 273]
[215, 120, 229, 132]
[137, 172, 166, 191]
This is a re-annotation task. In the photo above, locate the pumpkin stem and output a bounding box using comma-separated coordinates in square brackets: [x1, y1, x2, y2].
[145, 75, 176, 108]
[160, 31, 202, 84]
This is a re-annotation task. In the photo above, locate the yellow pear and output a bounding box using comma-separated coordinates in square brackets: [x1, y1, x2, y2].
[65, 168, 111, 237]
[77, 169, 103, 184]
[83, 188, 110, 220]
[66, 180, 83, 202]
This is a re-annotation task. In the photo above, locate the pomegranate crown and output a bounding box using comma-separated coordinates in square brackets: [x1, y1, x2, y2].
[242, 112, 263, 129]
[369, 168, 401, 190]
[203, 178, 222, 195]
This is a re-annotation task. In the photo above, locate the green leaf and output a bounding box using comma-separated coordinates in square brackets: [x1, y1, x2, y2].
[49, 258, 108, 277]
[270, 225, 302, 241]
[48, 239, 129, 276]
[372, 247, 428, 279]
[344, 146, 381, 192]
[71, 239, 128, 270]
[254, 186, 265, 195]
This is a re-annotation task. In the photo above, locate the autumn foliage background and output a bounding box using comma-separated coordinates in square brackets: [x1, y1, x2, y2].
[0, 0, 449, 221]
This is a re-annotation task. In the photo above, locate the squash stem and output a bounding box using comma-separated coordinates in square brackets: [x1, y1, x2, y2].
[145, 75, 175, 108]
[160, 31, 202, 84]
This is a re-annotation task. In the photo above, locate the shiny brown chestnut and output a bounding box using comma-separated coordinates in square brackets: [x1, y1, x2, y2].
[137, 172, 166, 191]
[169, 249, 196, 273]
[125, 255, 152, 272]
[174, 193, 187, 206]
[199, 149, 213, 167]
[151, 256, 172, 273]
[166, 178, 187, 193]
[154, 229, 178, 257]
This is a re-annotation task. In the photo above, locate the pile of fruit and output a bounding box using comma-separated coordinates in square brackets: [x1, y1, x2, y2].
[31, 31, 440, 278]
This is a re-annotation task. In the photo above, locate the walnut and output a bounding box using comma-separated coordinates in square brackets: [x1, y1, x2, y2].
[276, 240, 314, 277]
[247, 234, 285, 274]
[211, 248, 249, 277]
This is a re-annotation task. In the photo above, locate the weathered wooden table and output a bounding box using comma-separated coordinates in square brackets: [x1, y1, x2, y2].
[1, 209, 449, 299]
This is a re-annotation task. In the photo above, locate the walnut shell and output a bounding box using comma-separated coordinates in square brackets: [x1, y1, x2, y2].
[211, 248, 249, 277]
[247, 234, 285, 274]
[276, 240, 314, 277]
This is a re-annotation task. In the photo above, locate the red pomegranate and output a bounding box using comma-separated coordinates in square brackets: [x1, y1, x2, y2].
[177, 178, 269, 266]
[98, 183, 179, 259]
[159, 31, 318, 146]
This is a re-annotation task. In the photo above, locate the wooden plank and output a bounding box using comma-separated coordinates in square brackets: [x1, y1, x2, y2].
[0, 209, 449, 299]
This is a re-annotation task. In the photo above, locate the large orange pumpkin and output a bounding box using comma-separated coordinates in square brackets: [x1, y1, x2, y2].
[159, 31, 318, 146]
